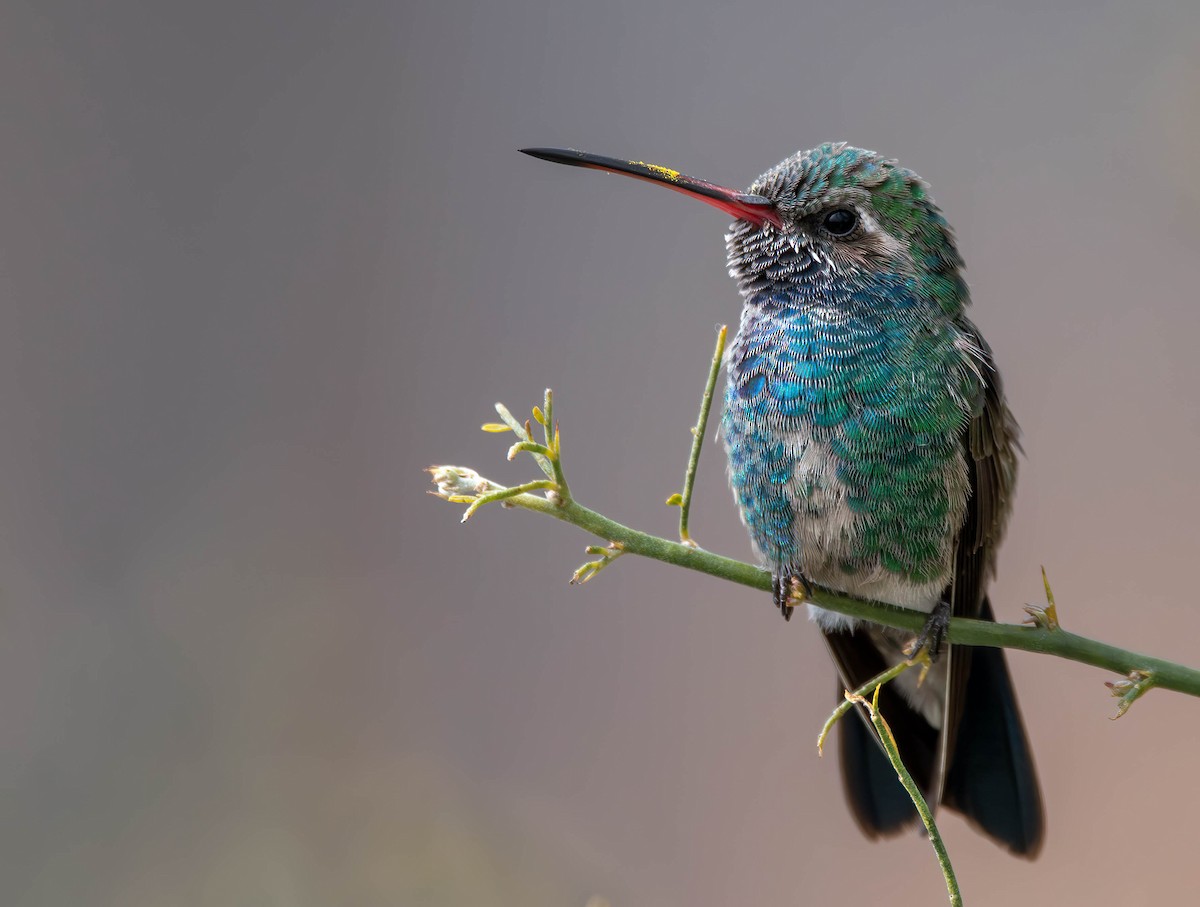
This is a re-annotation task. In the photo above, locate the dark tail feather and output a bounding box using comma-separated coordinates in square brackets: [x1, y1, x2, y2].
[825, 628, 939, 837]
[942, 599, 1045, 857]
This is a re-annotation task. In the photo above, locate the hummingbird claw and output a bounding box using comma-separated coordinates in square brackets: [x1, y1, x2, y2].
[771, 575, 792, 620]
[772, 573, 811, 622]
[912, 599, 952, 662]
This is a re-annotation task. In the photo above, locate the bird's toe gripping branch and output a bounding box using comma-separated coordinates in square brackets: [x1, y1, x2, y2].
[771, 573, 812, 622]
[911, 600, 952, 662]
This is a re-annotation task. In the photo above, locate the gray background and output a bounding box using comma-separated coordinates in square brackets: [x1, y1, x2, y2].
[4, 1, 1200, 904]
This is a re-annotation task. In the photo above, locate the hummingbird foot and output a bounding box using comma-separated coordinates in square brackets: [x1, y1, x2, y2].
[772, 573, 811, 622]
[911, 599, 952, 662]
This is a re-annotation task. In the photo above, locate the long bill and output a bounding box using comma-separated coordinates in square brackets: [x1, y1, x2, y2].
[520, 147, 781, 229]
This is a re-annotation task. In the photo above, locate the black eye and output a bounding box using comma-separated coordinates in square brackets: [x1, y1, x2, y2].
[821, 208, 858, 237]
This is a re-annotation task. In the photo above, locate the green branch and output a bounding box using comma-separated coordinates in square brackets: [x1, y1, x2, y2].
[430, 396, 1200, 708]
[817, 658, 918, 757]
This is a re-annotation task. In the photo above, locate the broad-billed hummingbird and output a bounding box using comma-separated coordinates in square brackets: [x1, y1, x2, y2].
[521, 144, 1044, 856]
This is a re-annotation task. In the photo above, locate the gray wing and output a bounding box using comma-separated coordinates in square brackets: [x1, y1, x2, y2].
[957, 324, 1021, 607]
[941, 321, 1021, 770]
[939, 345, 1044, 855]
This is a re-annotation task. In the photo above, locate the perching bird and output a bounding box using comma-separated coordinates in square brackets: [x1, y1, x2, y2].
[521, 144, 1044, 857]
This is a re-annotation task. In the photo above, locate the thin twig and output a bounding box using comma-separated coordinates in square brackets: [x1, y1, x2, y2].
[816, 658, 960, 903]
[673, 325, 727, 546]
[460, 479, 557, 522]
[493, 403, 555, 481]
[816, 658, 918, 755]
[542, 389, 570, 501]
[853, 685, 963, 906]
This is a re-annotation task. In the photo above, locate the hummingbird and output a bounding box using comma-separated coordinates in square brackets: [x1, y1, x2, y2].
[521, 144, 1044, 856]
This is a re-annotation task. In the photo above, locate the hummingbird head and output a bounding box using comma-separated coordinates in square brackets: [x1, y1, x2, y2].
[728, 143, 967, 315]
[521, 143, 967, 316]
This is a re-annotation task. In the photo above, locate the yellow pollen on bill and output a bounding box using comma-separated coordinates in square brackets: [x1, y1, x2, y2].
[634, 161, 681, 181]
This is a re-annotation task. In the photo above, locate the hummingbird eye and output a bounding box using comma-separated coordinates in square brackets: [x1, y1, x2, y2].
[821, 208, 858, 237]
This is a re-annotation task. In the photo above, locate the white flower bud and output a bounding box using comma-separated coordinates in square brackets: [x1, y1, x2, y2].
[427, 465, 490, 497]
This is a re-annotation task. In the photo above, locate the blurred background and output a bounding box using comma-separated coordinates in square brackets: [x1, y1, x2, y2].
[3, 1, 1200, 904]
